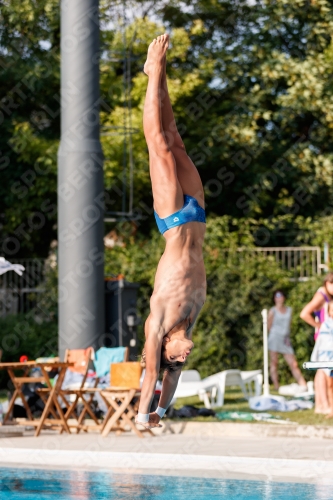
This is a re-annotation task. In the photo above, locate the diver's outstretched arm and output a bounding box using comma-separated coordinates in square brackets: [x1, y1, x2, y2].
[147, 369, 181, 427]
[138, 330, 161, 411]
[159, 368, 181, 409]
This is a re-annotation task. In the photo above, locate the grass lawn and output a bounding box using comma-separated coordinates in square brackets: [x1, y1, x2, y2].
[1, 387, 332, 427]
[173, 387, 333, 426]
[0, 391, 8, 403]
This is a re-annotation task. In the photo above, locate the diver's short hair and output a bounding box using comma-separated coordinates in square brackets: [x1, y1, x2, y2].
[141, 346, 185, 373]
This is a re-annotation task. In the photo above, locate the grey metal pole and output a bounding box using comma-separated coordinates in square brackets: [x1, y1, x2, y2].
[57, 0, 104, 359]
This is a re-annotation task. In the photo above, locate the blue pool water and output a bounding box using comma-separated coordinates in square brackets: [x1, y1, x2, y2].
[1, 467, 333, 500]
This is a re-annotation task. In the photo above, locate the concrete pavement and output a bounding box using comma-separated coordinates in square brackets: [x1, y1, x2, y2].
[1, 424, 333, 481]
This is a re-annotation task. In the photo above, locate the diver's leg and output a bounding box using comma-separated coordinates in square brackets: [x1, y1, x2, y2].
[143, 35, 183, 218]
[160, 44, 205, 208]
[160, 53, 184, 151]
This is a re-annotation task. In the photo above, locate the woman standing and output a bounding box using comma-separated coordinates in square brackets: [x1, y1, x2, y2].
[268, 290, 307, 392]
[300, 273, 333, 413]
[135, 34, 206, 429]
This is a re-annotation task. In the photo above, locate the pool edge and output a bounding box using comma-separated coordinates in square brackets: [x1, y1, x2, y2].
[0, 447, 331, 483]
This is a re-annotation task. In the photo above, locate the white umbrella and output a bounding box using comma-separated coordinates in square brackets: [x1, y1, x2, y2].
[248, 309, 286, 411]
[261, 309, 270, 396]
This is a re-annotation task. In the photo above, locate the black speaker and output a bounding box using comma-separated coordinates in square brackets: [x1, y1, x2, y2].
[104, 278, 140, 360]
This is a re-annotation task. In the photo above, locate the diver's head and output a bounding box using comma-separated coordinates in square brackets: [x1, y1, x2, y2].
[158, 335, 193, 371]
[162, 335, 193, 364]
[141, 334, 193, 373]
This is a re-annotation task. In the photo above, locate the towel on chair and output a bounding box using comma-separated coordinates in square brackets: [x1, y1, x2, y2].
[95, 347, 127, 378]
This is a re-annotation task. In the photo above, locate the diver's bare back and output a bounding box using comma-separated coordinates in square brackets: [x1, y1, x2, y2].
[150, 221, 206, 334]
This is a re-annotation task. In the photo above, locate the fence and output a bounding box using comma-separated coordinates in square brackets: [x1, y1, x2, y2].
[0, 259, 47, 317]
[234, 247, 323, 280]
[0, 246, 327, 317]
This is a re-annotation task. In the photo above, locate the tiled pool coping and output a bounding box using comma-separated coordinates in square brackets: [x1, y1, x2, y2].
[1, 447, 333, 482]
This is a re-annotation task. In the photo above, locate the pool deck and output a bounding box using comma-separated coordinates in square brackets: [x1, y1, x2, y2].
[1, 422, 333, 482]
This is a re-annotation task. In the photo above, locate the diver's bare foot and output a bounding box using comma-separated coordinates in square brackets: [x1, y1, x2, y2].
[144, 33, 169, 76]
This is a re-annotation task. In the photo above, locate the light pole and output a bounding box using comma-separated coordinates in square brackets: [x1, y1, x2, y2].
[57, 0, 104, 359]
[261, 309, 270, 396]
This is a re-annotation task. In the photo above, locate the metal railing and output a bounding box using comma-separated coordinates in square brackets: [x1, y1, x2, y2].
[0, 247, 326, 317]
[220, 246, 323, 280]
[0, 259, 47, 317]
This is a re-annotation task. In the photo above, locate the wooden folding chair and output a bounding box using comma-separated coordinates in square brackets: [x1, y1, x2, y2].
[2, 359, 73, 435]
[38, 347, 95, 432]
[100, 362, 153, 438]
[5, 362, 40, 424]
[74, 347, 130, 432]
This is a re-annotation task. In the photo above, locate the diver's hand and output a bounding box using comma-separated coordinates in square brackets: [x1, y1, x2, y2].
[135, 412, 162, 428]
[149, 412, 162, 427]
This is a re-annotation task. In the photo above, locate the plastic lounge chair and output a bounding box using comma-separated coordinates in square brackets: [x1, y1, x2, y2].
[175, 369, 251, 408]
[202, 369, 250, 407]
[240, 370, 263, 397]
[173, 370, 218, 409]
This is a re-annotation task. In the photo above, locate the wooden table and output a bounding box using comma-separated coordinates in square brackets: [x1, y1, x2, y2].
[0, 361, 73, 436]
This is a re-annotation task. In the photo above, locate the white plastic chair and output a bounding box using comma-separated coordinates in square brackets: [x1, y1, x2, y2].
[201, 369, 250, 407]
[241, 370, 263, 397]
[174, 370, 218, 409]
[179, 370, 201, 383]
[175, 369, 252, 408]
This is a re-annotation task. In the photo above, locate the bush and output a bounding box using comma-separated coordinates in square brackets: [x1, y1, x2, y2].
[0, 314, 58, 389]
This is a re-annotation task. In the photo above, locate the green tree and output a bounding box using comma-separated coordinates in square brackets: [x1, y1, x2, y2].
[3, 0, 333, 257]
[0, 0, 60, 257]
[155, 0, 333, 222]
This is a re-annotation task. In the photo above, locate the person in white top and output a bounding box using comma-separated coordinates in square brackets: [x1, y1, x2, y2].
[300, 273, 333, 414]
[310, 299, 333, 417]
[268, 290, 307, 392]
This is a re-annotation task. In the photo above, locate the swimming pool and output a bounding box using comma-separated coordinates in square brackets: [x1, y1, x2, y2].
[1, 467, 333, 500]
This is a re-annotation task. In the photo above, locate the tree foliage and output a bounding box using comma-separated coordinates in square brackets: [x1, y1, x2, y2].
[1, 1, 333, 256]
[0, 0, 60, 257]
[1, 0, 332, 381]
[155, 0, 333, 221]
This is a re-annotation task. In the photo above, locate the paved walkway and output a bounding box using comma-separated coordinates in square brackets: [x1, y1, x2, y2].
[1, 428, 333, 482]
[1, 431, 333, 461]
